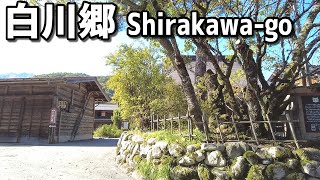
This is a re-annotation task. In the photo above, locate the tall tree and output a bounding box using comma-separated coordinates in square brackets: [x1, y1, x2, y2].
[118, 0, 320, 134]
[106, 45, 187, 128]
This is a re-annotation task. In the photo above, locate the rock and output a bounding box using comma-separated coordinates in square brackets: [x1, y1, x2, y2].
[117, 132, 126, 147]
[139, 145, 151, 158]
[133, 155, 142, 164]
[152, 159, 161, 165]
[294, 148, 320, 161]
[170, 166, 198, 180]
[122, 133, 130, 141]
[204, 150, 227, 167]
[211, 168, 230, 180]
[197, 164, 213, 180]
[265, 162, 288, 180]
[285, 173, 306, 180]
[169, 144, 184, 157]
[132, 135, 144, 144]
[116, 154, 126, 164]
[146, 149, 152, 162]
[230, 156, 249, 179]
[179, 155, 196, 166]
[301, 160, 320, 178]
[147, 138, 157, 145]
[243, 151, 261, 165]
[256, 147, 269, 159]
[155, 141, 168, 151]
[129, 144, 140, 159]
[267, 146, 290, 159]
[262, 159, 272, 165]
[151, 145, 162, 159]
[287, 159, 299, 170]
[187, 144, 198, 153]
[195, 150, 206, 162]
[246, 165, 266, 180]
[201, 143, 225, 152]
[225, 142, 250, 159]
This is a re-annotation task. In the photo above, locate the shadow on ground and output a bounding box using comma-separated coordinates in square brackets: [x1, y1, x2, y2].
[0, 138, 119, 147]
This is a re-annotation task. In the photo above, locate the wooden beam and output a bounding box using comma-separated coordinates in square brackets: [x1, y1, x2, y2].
[17, 98, 26, 142]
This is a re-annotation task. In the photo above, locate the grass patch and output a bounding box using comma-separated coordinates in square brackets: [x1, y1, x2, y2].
[137, 158, 172, 180]
[93, 124, 122, 138]
[130, 129, 206, 148]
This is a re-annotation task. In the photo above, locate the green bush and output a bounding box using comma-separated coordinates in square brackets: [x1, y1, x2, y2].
[93, 124, 122, 138]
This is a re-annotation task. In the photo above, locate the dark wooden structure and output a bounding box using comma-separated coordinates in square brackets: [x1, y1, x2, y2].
[0, 77, 110, 143]
[94, 103, 118, 129]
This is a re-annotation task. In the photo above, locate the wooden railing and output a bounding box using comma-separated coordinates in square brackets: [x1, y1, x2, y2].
[149, 111, 302, 148]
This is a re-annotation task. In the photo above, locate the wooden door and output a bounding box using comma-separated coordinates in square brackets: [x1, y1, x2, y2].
[0, 98, 25, 143]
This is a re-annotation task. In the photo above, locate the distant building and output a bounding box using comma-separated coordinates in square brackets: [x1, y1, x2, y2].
[94, 103, 119, 129]
[169, 55, 245, 86]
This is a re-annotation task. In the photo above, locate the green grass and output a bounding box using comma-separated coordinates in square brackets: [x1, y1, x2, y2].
[93, 124, 122, 138]
[130, 129, 206, 148]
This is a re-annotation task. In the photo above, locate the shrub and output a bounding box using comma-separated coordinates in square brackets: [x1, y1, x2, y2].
[93, 124, 122, 138]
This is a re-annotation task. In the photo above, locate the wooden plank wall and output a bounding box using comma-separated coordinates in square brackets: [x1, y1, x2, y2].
[0, 84, 54, 139]
[58, 83, 95, 141]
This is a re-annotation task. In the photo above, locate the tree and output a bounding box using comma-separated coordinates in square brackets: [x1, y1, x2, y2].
[106, 45, 187, 128]
[118, 0, 320, 135]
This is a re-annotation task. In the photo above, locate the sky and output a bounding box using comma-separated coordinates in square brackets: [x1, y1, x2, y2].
[0, 0, 143, 76]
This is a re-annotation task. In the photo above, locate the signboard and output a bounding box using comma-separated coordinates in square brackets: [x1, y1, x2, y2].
[49, 108, 58, 128]
[302, 96, 320, 132]
[58, 101, 68, 110]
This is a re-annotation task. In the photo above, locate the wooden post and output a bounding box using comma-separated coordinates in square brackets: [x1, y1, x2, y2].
[216, 115, 224, 143]
[285, 110, 300, 149]
[266, 114, 277, 143]
[17, 98, 26, 142]
[178, 113, 181, 134]
[58, 111, 63, 143]
[202, 112, 209, 142]
[170, 116, 173, 134]
[164, 115, 166, 130]
[157, 115, 159, 131]
[231, 112, 240, 141]
[249, 117, 259, 145]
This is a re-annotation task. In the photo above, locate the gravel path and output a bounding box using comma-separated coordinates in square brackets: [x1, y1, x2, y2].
[0, 138, 133, 180]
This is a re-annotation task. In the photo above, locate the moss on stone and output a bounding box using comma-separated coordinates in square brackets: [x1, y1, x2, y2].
[133, 155, 142, 164]
[294, 148, 320, 161]
[170, 166, 198, 180]
[243, 151, 260, 165]
[246, 165, 265, 180]
[197, 164, 212, 180]
[265, 162, 288, 180]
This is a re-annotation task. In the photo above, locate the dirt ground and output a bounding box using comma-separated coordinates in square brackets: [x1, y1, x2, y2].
[0, 138, 133, 180]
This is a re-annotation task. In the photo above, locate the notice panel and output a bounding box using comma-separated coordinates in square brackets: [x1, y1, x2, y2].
[302, 96, 320, 132]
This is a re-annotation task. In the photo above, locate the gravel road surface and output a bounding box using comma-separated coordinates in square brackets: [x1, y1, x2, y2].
[0, 138, 132, 180]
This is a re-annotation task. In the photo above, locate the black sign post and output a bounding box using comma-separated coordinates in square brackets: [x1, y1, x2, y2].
[302, 96, 320, 133]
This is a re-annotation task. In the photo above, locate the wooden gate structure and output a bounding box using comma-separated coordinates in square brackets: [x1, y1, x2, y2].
[0, 77, 110, 143]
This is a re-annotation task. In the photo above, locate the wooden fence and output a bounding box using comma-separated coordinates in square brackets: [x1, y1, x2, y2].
[149, 111, 302, 148]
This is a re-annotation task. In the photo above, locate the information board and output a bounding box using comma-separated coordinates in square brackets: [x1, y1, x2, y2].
[302, 96, 320, 132]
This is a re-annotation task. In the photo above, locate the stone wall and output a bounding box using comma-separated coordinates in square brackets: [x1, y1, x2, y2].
[116, 132, 320, 180]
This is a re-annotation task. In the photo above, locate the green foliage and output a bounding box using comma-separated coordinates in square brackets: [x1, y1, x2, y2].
[112, 110, 122, 129]
[106, 45, 187, 128]
[93, 124, 122, 138]
[243, 151, 260, 165]
[137, 158, 172, 180]
[33, 72, 90, 78]
[130, 129, 205, 148]
[197, 164, 212, 180]
[246, 165, 265, 180]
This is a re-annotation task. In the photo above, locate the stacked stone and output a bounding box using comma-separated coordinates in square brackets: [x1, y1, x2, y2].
[116, 132, 320, 180]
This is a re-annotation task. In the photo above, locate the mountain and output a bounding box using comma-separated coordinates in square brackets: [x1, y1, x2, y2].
[0, 73, 34, 79]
